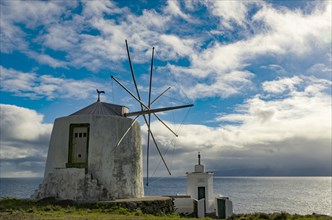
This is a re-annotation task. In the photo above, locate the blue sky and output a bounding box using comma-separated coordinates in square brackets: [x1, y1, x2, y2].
[0, 0, 331, 178]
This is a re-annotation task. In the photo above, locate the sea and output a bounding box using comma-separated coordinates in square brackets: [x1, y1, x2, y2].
[0, 176, 331, 215]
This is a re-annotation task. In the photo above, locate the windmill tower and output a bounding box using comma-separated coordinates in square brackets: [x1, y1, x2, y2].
[32, 41, 193, 201]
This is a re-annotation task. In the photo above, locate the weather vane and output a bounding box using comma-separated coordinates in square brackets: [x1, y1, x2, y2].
[96, 89, 105, 102]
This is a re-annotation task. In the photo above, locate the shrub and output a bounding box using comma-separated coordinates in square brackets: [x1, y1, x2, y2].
[258, 212, 271, 219]
[272, 212, 288, 220]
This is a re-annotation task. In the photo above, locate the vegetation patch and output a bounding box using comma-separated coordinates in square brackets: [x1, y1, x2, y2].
[0, 198, 331, 220]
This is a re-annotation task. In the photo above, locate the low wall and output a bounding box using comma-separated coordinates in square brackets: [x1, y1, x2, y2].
[98, 196, 174, 215]
[170, 195, 195, 214]
[35, 196, 174, 215]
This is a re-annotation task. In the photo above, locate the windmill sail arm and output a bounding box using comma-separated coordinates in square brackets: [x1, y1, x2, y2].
[113, 115, 139, 150]
[149, 129, 171, 176]
[150, 87, 171, 106]
[153, 113, 178, 137]
[111, 76, 150, 110]
[126, 40, 142, 101]
[124, 104, 193, 117]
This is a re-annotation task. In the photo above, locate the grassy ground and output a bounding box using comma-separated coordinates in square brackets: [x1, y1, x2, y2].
[0, 198, 331, 220]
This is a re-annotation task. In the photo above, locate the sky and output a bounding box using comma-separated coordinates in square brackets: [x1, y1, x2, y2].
[0, 0, 331, 178]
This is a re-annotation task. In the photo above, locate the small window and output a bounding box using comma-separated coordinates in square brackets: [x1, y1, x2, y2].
[79, 133, 82, 138]
[75, 133, 78, 138]
[83, 133, 87, 137]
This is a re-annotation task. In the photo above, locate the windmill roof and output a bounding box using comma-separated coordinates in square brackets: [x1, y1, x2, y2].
[70, 101, 128, 116]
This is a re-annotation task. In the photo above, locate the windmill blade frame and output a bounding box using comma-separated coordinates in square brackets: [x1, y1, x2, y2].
[125, 41, 170, 186]
[111, 75, 172, 184]
[112, 75, 182, 137]
[112, 40, 194, 185]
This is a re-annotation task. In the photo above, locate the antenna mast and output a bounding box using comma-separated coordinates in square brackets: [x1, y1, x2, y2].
[198, 152, 201, 165]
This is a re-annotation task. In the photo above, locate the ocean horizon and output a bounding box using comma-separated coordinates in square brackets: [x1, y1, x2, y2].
[0, 176, 331, 215]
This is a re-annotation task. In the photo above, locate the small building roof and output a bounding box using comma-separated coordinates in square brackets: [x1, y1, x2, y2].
[70, 101, 128, 116]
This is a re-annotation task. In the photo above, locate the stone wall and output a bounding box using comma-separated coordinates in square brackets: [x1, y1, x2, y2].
[98, 196, 174, 215]
[33, 196, 175, 215]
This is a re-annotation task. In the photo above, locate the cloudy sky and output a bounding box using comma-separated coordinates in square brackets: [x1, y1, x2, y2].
[0, 0, 331, 178]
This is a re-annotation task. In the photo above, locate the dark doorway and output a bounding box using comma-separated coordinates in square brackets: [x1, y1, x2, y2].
[198, 187, 206, 213]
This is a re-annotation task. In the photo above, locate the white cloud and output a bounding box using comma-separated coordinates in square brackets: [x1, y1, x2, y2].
[260, 64, 287, 75]
[1, 0, 196, 72]
[42, 21, 81, 51]
[0, 104, 52, 177]
[1, 0, 330, 80]
[0, 66, 104, 100]
[38, 1, 172, 70]
[142, 76, 331, 176]
[0, 15, 27, 53]
[190, 70, 254, 99]
[0, 1, 65, 28]
[252, 1, 331, 56]
[306, 63, 332, 76]
[215, 76, 331, 145]
[0, 104, 52, 142]
[161, 0, 331, 99]
[262, 76, 303, 94]
[0, 0, 77, 66]
[1, 146, 43, 160]
[205, 1, 255, 30]
[164, 0, 193, 22]
[160, 34, 195, 58]
[82, 0, 123, 18]
[25, 51, 68, 68]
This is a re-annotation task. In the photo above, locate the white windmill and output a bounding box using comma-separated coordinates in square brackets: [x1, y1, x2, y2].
[32, 40, 193, 201]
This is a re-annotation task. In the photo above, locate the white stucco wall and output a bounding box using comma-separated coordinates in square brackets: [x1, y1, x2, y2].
[186, 172, 214, 213]
[44, 114, 143, 200]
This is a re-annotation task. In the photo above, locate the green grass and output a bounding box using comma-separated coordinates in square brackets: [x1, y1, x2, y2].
[229, 213, 331, 220]
[0, 198, 204, 220]
[0, 198, 331, 220]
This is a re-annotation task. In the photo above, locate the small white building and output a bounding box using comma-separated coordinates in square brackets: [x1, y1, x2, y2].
[174, 153, 233, 218]
[186, 152, 214, 214]
[32, 99, 143, 201]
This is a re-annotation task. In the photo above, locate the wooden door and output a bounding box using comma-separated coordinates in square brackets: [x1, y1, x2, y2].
[67, 124, 89, 168]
